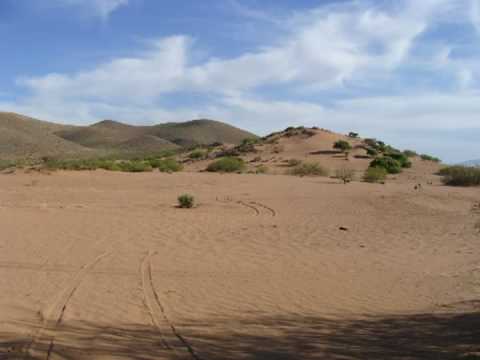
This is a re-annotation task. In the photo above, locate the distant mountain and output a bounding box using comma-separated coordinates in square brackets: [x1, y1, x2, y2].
[0, 112, 257, 159]
[460, 159, 480, 166]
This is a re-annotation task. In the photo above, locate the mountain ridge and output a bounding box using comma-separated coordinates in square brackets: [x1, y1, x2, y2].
[0, 112, 257, 159]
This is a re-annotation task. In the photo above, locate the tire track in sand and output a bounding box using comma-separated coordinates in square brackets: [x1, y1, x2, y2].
[24, 251, 111, 360]
[141, 251, 202, 360]
[249, 201, 277, 217]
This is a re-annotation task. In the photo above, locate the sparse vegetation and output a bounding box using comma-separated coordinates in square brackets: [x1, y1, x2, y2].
[385, 152, 412, 169]
[348, 132, 359, 138]
[363, 167, 387, 183]
[287, 158, 302, 167]
[438, 165, 480, 186]
[0, 160, 16, 171]
[177, 194, 195, 208]
[335, 168, 355, 184]
[403, 150, 418, 158]
[189, 149, 207, 160]
[206, 157, 245, 173]
[421, 154, 441, 162]
[149, 158, 183, 172]
[255, 165, 269, 174]
[288, 162, 328, 177]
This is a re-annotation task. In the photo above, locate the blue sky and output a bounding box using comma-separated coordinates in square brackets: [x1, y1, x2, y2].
[1, 0, 480, 162]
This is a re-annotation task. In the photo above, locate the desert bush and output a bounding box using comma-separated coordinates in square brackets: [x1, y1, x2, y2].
[335, 168, 355, 184]
[148, 158, 183, 172]
[177, 194, 195, 208]
[206, 157, 245, 173]
[438, 165, 480, 186]
[333, 140, 352, 153]
[420, 154, 441, 162]
[363, 167, 387, 183]
[118, 161, 153, 172]
[288, 162, 329, 177]
[348, 132, 359, 138]
[403, 150, 418, 158]
[366, 148, 378, 157]
[189, 150, 207, 160]
[287, 158, 302, 167]
[369, 157, 402, 174]
[385, 152, 412, 168]
[0, 160, 16, 171]
[255, 165, 269, 174]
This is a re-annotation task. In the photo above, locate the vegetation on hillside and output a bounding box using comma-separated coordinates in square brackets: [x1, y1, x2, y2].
[438, 166, 480, 186]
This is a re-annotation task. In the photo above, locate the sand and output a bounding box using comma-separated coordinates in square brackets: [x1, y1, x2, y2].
[0, 170, 479, 359]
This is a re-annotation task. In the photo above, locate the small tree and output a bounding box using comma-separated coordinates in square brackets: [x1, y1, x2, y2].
[348, 132, 359, 138]
[333, 140, 352, 159]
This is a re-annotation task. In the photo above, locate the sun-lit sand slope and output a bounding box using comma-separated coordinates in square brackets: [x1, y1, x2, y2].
[0, 171, 479, 359]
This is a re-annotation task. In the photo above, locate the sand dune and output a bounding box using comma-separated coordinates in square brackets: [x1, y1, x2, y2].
[0, 170, 479, 359]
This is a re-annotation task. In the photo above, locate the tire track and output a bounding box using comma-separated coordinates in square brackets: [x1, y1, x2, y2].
[250, 201, 277, 217]
[237, 201, 260, 216]
[141, 252, 202, 360]
[24, 251, 111, 360]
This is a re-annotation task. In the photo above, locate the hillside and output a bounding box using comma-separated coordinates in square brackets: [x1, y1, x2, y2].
[0, 112, 256, 159]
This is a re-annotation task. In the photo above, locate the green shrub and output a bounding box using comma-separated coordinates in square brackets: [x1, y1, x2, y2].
[420, 154, 441, 162]
[403, 150, 418, 158]
[147, 158, 183, 172]
[335, 168, 355, 184]
[288, 162, 329, 177]
[0, 160, 16, 171]
[366, 148, 378, 157]
[207, 157, 245, 173]
[438, 166, 480, 186]
[348, 132, 359, 138]
[189, 150, 207, 160]
[363, 167, 387, 183]
[333, 140, 352, 153]
[177, 194, 195, 208]
[118, 161, 153, 172]
[369, 157, 402, 174]
[385, 152, 412, 168]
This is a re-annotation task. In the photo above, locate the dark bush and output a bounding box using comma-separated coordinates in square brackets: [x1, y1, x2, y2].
[385, 152, 412, 168]
[421, 154, 441, 162]
[189, 150, 207, 160]
[438, 166, 480, 186]
[348, 132, 359, 138]
[207, 157, 245, 173]
[148, 158, 183, 172]
[333, 140, 352, 153]
[403, 150, 418, 158]
[178, 194, 195, 208]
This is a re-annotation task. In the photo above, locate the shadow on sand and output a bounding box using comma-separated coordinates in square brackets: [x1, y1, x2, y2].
[1, 304, 480, 360]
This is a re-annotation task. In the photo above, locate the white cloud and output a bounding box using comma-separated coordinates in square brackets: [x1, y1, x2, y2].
[55, 0, 128, 19]
[472, 0, 480, 32]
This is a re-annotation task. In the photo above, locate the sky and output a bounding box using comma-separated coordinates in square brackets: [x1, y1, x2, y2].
[0, 0, 479, 163]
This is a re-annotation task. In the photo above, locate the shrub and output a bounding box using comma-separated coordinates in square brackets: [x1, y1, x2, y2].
[363, 167, 387, 183]
[118, 161, 153, 172]
[335, 168, 355, 184]
[438, 165, 480, 186]
[255, 165, 269, 174]
[288, 162, 329, 177]
[333, 140, 352, 153]
[403, 150, 418, 158]
[150, 158, 183, 172]
[178, 194, 195, 208]
[385, 152, 412, 168]
[206, 157, 245, 173]
[189, 150, 207, 160]
[0, 160, 16, 171]
[366, 148, 378, 157]
[348, 132, 359, 138]
[369, 157, 402, 174]
[420, 154, 441, 162]
[287, 158, 302, 167]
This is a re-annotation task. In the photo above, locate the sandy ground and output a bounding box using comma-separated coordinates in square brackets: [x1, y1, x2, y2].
[0, 171, 479, 359]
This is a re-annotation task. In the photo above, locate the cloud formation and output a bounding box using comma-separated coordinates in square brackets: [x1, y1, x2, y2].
[55, 0, 128, 19]
[3, 0, 480, 162]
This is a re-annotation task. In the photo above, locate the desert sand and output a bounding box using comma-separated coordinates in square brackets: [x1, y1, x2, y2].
[0, 170, 479, 359]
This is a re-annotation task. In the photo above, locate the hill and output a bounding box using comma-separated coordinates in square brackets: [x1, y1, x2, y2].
[0, 112, 256, 159]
